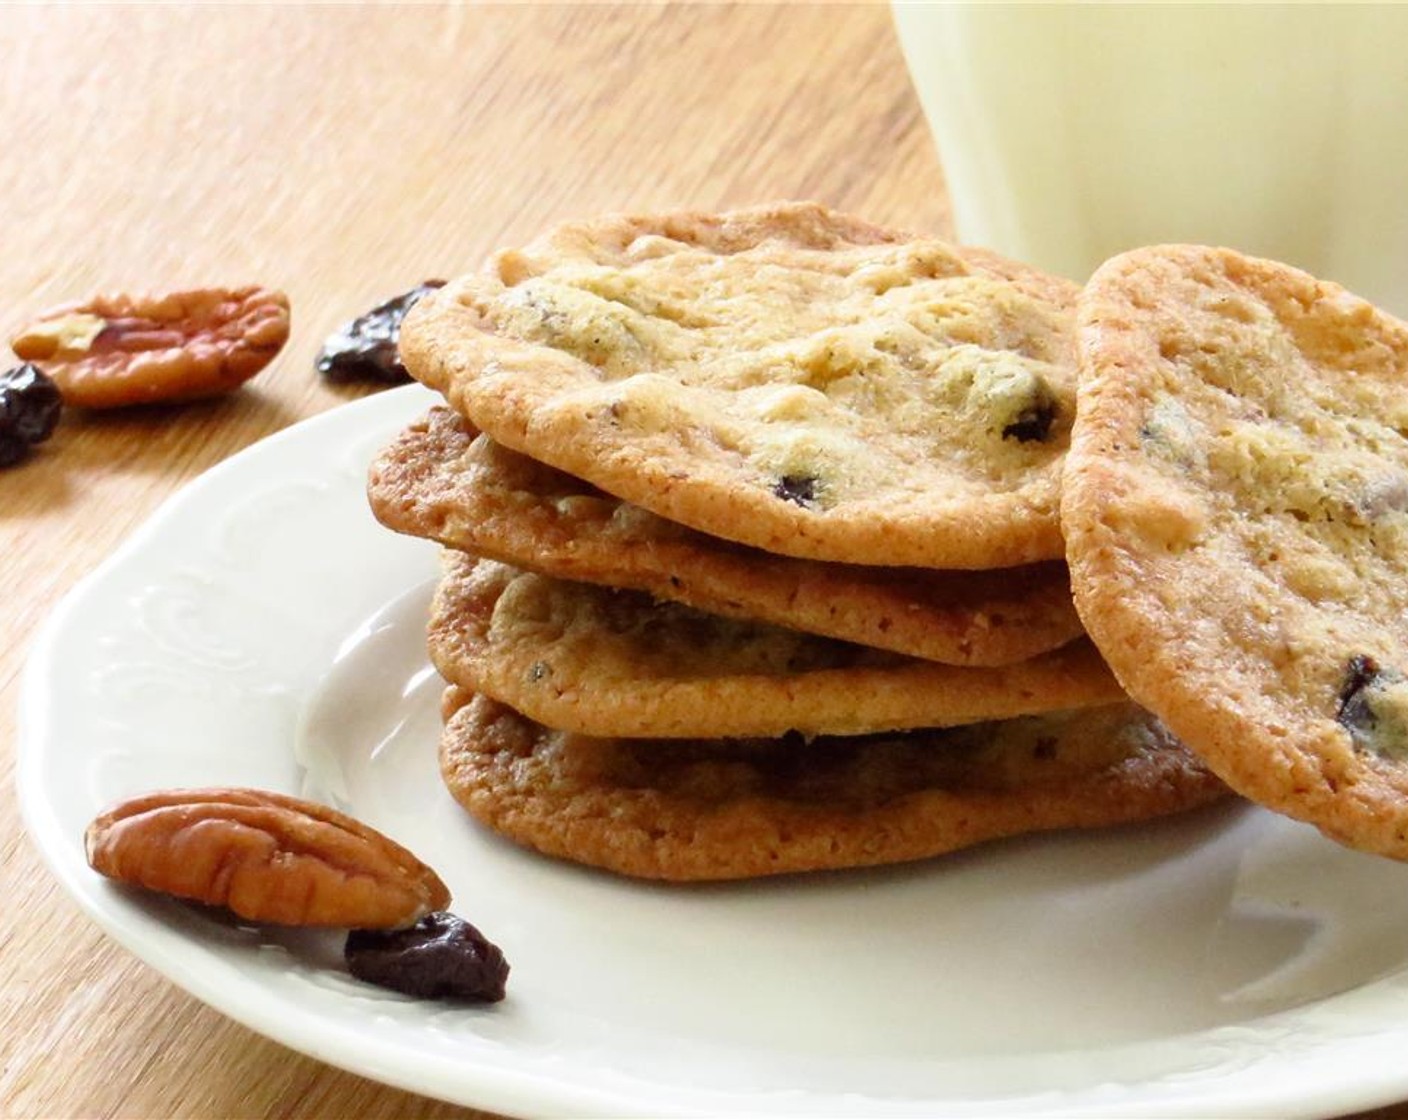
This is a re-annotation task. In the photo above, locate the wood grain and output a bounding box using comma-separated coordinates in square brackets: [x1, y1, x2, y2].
[0, 6, 1396, 1120]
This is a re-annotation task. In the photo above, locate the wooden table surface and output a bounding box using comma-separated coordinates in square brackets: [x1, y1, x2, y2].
[0, 6, 1401, 1119]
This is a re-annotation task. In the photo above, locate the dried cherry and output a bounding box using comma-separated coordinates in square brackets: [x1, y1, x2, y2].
[316, 281, 445, 384]
[345, 910, 508, 1002]
[773, 473, 819, 508]
[0, 363, 62, 467]
[1001, 399, 1058, 443]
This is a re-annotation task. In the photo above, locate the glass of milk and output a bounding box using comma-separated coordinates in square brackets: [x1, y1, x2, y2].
[892, 3, 1408, 314]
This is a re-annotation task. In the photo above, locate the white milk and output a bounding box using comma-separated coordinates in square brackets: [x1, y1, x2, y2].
[892, 3, 1408, 314]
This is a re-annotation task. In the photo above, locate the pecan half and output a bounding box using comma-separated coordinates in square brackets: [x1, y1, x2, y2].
[84, 788, 450, 929]
[12, 287, 289, 409]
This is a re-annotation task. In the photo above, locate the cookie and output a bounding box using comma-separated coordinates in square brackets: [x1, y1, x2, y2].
[427, 553, 1124, 739]
[438, 688, 1230, 881]
[399, 201, 1079, 569]
[1063, 244, 1408, 859]
[369, 408, 1085, 666]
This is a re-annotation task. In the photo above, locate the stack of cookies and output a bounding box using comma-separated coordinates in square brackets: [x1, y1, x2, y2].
[367, 202, 1232, 881]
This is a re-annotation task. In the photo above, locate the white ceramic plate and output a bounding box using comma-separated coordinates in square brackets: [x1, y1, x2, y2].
[20, 385, 1408, 1118]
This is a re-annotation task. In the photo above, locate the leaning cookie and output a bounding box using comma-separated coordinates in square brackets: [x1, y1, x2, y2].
[369, 408, 1085, 666]
[427, 553, 1124, 740]
[438, 688, 1230, 881]
[400, 201, 1078, 569]
[1063, 244, 1408, 860]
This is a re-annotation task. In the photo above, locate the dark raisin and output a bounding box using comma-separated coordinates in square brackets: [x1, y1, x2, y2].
[0, 433, 23, 469]
[316, 281, 445, 384]
[773, 474, 818, 507]
[345, 911, 509, 1002]
[0, 363, 63, 467]
[1002, 401, 1057, 443]
[1337, 655, 1383, 737]
[1031, 736, 1058, 760]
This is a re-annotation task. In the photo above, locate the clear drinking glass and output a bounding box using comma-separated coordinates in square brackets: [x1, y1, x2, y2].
[892, 3, 1408, 314]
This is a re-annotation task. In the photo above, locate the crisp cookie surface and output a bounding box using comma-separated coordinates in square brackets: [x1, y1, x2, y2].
[427, 553, 1123, 739]
[399, 201, 1078, 569]
[369, 408, 1084, 665]
[1063, 244, 1408, 859]
[439, 688, 1230, 881]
